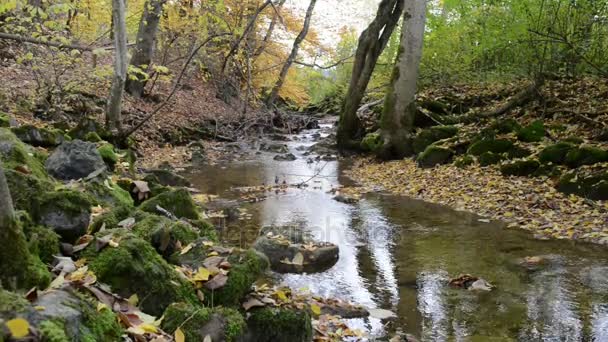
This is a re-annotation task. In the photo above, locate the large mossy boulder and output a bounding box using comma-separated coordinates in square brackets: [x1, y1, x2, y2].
[11, 125, 65, 147]
[162, 303, 245, 342]
[467, 139, 514, 156]
[557, 171, 608, 200]
[5, 169, 54, 215]
[97, 143, 118, 170]
[84, 177, 134, 208]
[517, 120, 546, 142]
[244, 308, 312, 342]
[564, 146, 608, 168]
[34, 189, 93, 243]
[139, 188, 201, 220]
[45, 140, 106, 180]
[413, 125, 459, 153]
[84, 232, 198, 316]
[131, 213, 202, 258]
[500, 159, 541, 177]
[0, 128, 48, 179]
[539, 142, 576, 164]
[478, 151, 505, 166]
[417, 146, 454, 168]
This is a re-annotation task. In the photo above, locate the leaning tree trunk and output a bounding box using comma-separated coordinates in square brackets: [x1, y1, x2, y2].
[252, 0, 287, 60]
[336, 0, 404, 149]
[378, 0, 427, 159]
[125, 0, 167, 98]
[106, 0, 128, 133]
[266, 0, 317, 107]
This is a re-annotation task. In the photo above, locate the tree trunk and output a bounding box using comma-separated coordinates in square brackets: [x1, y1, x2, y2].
[266, 0, 317, 107]
[106, 0, 128, 133]
[125, 0, 167, 98]
[252, 0, 287, 60]
[378, 0, 426, 159]
[336, 0, 404, 149]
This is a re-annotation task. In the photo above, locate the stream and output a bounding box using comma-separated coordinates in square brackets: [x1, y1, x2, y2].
[182, 121, 608, 341]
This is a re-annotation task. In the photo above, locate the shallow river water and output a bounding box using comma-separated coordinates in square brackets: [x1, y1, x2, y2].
[183, 124, 608, 341]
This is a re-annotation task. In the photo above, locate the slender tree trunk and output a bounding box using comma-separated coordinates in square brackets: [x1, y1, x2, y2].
[378, 0, 427, 159]
[253, 0, 287, 60]
[125, 0, 167, 98]
[336, 0, 404, 149]
[106, 0, 128, 133]
[266, 0, 317, 107]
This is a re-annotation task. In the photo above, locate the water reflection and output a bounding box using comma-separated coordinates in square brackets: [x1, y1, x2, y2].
[183, 126, 608, 340]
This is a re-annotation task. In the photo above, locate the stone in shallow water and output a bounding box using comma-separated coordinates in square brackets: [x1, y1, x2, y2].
[274, 153, 297, 161]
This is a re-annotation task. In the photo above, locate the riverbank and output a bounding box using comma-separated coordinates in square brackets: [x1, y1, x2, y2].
[349, 157, 608, 244]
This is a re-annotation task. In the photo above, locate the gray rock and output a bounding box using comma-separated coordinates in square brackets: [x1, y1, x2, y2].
[253, 236, 339, 274]
[31, 289, 86, 340]
[274, 153, 297, 161]
[45, 140, 105, 180]
[260, 142, 289, 153]
[37, 190, 92, 243]
[40, 210, 90, 243]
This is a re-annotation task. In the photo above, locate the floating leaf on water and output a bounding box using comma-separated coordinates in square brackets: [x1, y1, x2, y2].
[6, 318, 30, 338]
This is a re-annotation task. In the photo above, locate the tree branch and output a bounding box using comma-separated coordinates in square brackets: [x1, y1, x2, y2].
[294, 55, 354, 69]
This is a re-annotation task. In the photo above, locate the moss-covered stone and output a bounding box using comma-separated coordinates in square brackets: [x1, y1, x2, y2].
[83, 132, 102, 143]
[500, 159, 540, 177]
[478, 152, 505, 166]
[417, 146, 454, 168]
[454, 155, 474, 168]
[563, 136, 584, 145]
[5, 169, 54, 215]
[144, 169, 191, 187]
[557, 171, 608, 200]
[97, 144, 118, 169]
[507, 145, 532, 159]
[89, 205, 134, 234]
[40, 320, 70, 342]
[246, 308, 312, 342]
[489, 118, 521, 134]
[161, 303, 245, 342]
[35, 189, 93, 242]
[84, 178, 134, 209]
[517, 120, 546, 142]
[539, 142, 576, 164]
[139, 188, 201, 220]
[77, 293, 124, 342]
[413, 125, 459, 153]
[0, 288, 29, 314]
[11, 125, 65, 147]
[24, 223, 61, 264]
[564, 146, 608, 168]
[131, 213, 200, 258]
[0, 128, 48, 179]
[84, 232, 198, 316]
[68, 117, 109, 141]
[0, 112, 11, 128]
[360, 132, 383, 152]
[467, 139, 514, 156]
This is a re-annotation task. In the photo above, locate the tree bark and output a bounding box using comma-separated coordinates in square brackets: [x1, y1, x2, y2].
[336, 0, 404, 149]
[252, 0, 287, 60]
[378, 0, 426, 159]
[266, 0, 317, 107]
[125, 0, 167, 98]
[106, 0, 128, 133]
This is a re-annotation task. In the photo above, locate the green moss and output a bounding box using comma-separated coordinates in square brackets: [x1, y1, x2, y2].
[89, 205, 134, 233]
[557, 171, 608, 200]
[467, 139, 514, 156]
[360, 132, 383, 152]
[40, 320, 69, 342]
[162, 303, 212, 341]
[97, 144, 118, 169]
[68, 118, 109, 141]
[489, 118, 521, 134]
[11, 125, 65, 147]
[246, 308, 312, 342]
[84, 132, 102, 143]
[131, 213, 200, 258]
[517, 120, 546, 142]
[478, 152, 505, 166]
[564, 146, 608, 168]
[539, 142, 576, 164]
[24, 224, 61, 264]
[417, 146, 454, 168]
[84, 179, 134, 208]
[139, 188, 201, 220]
[454, 155, 474, 168]
[85, 233, 198, 316]
[413, 125, 459, 153]
[5, 169, 54, 215]
[0, 128, 48, 179]
[217, 307, 246, 341]
[0, 288, 29, 313]
[507, 145, 531, 159]
[0, 112, 10, 127]
[80, 300, 123, 342]
[500, 159, 540, 177]
[563, 136, 584, 145]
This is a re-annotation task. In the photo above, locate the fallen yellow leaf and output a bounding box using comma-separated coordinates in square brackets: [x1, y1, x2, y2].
[175, 327, 186, 342]
[6, 318, 30, 338]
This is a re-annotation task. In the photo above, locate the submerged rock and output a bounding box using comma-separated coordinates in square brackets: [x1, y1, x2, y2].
[45, 140, 105, 180]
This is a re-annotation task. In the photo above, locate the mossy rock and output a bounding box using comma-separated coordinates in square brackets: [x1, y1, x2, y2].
[84, 178, 134, 208]
[161, 303, 245, 342]
[139, 188, 201, 220]
[557, 171, 608, 201]
[0, 288, 30, 316]
[413, 125, 459, 154]
[564, 146, 608, 168]
[454, 155, 474, 168]
[23, 221, 61, 264]
[539, 142, 576, 164]
[500, 159, 540, 177]
[489, 118, 521, 134]
[478, 152, 505, 166]
[97, 144, 118, 170]
[507, 145, 532, 159]
[83, 132, 102, 143]
[68, 117, 109, 140]
[245, 308, 312, 342]
[563, 136, 584, 145]
[34, 189, 94, 243]
[131, 213, 200, 258]
[5, 169, 54, 215]
[0, 112, 11, 128]
[417, 146, 454, 168]
[144, 169, 191, 187]
[0, 128, 48, 179]
[517, 120, 546, 142]
[11, 125, 65, 147]
[360, 132, 383, 152]
[175, 241, 268, 306]
[89, 205, 134, 234]
[84, 232, 198, 316]
[467, 139, 514, 156]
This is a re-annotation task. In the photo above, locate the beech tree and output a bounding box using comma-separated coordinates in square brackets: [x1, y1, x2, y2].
[265, 0, 317, 107]
[106, 0, 128, 133]
[336, 0, 404, 149]
[377, 0, 427, 159]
